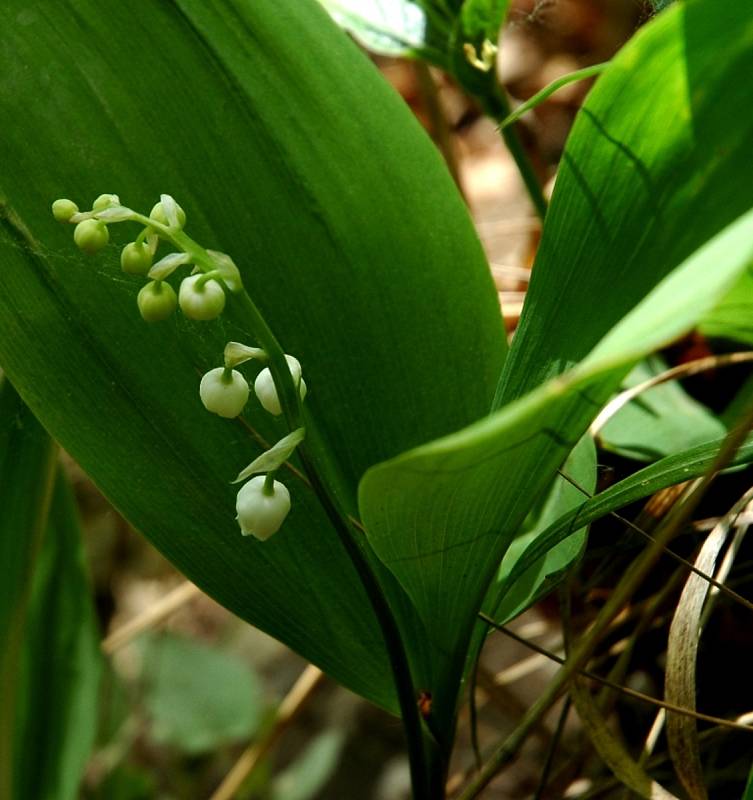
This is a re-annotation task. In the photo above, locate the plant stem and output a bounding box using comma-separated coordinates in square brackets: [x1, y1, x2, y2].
[124, 218, 438, 796]
[229, 289, 436, 799]
[481, 86, 548, 221]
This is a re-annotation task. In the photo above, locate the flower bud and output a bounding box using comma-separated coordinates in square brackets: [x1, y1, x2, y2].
[236, 475, 291, 540]
[92, 193, 120, 211]
[150, 199, 186, 229]
[120, 241, 153, 275]
[199, 367, 249, 418]
[137, 280, 177, 322]
[73, 219, 109, 254]
[51, 198, 79, 222]
[254, 355, 306, 416]
[178, 274, 226, 321]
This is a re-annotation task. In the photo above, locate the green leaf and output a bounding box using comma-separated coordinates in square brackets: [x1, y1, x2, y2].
[140, 633, 262, 754]
[233, 428, 306, 484]
[698, 265, 753, 346]
[744, 758, 753, 800]
[489, 434, 596, 625]
[494, 1, 753, 408]
[0, 0, 505, 716]
[599, 356, 726, 462]
[0, 380, 101, 800]
[360, 181, 753, 711]
[503, 432, 753, 591]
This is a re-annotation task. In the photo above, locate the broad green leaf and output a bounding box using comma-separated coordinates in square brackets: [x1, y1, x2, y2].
[0, 380, 101, 800]
[362, 0, 753, 708]
[140, 633, 262, 754]
[698, 265, 753, 346]
[599, 356, 726, 462]
[0, 0, 506, 716]
[494, 1, 753, 408]
[360, 198, 753, 710]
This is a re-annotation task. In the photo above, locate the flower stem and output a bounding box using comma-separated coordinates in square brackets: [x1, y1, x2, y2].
[228, 289, 435, 799]
[117, 214, 437, 796]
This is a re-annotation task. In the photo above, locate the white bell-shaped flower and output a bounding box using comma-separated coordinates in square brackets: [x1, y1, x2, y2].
[236, 475, 291, 540]
[179, 274, 226, 320]
[199, 367, 249, 418]
[254, 355, 306, 416]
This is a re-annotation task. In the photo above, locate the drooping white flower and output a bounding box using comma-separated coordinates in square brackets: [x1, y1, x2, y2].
[178, 274, 226, 320]
[236, 475, 291, 540]
[254, 355, 307, 416]
[199, 367, 249, 418]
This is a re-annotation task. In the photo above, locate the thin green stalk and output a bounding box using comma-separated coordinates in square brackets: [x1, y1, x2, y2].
[480, 85, 547, 221]
[497, 63, 609, 132]
[134, 217, 438, 796]
[230, 292, 435, 798]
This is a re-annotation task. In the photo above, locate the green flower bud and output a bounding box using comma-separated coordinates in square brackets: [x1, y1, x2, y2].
[51, 198, 79, 222]
[254, 355, 306, 416]
[178, 274, 226, 321]
[92, 193, 120, 211]
[120, 242, 153, 275]
[199, 367, 249, 418]
[73, 219, 109, 255]
[150, 199, 186, 229]
[236, 475, 291, 540]
[137, 280, 177, 322]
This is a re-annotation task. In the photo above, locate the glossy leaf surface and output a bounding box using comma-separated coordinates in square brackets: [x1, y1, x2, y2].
[0, 0, 505, 713]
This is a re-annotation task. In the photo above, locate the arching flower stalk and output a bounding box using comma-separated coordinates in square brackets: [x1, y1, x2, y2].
[51, 192, 241, 322]
[52, 193, 309, 540]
